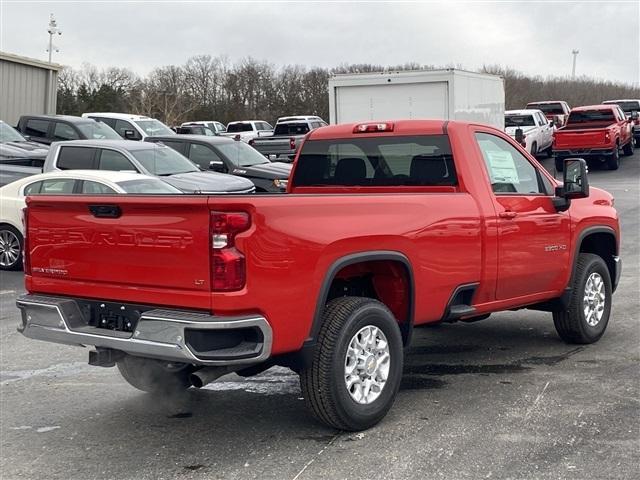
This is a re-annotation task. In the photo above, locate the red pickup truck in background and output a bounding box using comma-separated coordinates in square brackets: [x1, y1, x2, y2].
[553, 104, 635, 171]
[17, 120, 621, 431]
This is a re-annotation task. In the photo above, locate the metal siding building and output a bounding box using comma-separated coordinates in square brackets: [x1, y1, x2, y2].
[0, 51, 61, 125]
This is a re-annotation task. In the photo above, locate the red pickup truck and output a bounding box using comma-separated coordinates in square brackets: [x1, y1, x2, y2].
[17, 120, 621, 431]
[553, 104, 635, 171]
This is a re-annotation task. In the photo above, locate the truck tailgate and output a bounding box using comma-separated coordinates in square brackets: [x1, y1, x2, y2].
[555, 129, 607, 148]
[25, 195, 212, 308]
[253, 138, 292, 154]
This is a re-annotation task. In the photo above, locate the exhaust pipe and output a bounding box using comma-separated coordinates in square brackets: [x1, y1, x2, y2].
[190, 367, 233, 388]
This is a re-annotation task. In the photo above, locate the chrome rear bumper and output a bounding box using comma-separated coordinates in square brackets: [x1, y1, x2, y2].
[16, 294, 272, 366]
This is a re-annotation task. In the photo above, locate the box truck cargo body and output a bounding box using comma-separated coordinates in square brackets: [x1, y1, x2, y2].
[328, 69, 505, 129]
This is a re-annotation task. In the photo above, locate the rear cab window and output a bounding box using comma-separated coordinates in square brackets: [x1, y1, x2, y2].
[293, 135, 457, 188]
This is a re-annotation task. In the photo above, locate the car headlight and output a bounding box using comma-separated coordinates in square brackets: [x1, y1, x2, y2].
[273, 179, 288, 189]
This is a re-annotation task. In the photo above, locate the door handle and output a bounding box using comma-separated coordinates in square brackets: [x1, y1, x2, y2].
[499, 211, 518, 219]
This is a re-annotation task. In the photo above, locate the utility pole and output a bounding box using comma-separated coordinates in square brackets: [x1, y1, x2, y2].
[571, 49, 579, 79]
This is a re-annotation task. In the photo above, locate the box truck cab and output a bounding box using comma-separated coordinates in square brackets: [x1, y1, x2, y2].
[328, 69, 505, 129]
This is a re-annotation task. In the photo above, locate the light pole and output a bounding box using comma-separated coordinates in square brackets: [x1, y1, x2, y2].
[46, 13, 62, 63]
[571, 49, 579, 79]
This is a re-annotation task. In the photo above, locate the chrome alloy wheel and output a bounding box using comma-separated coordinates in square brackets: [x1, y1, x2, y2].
[344, 325, 391, 405]
[0, 230, 20, 268]
[584, 272, 606, 327]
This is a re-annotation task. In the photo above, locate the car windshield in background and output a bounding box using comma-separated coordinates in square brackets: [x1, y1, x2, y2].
[227, 123, 253, 133]
[216, 141, 269, 167]
[294, 135, 456, 187]
[608, 101, 640, 113]
[134, 120, 175, 136]
[131, 147, 200, 176]
[116, 178, 182, 194]
[505, 115, 535, 127]
[529, 103, 564, 114]
[77, 121, 121, 140]
[274, 123, 310, 136]
[0, 122, 27, 142]
[568, 110, 616, 123]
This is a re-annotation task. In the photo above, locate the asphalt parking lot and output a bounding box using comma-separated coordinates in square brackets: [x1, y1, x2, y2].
[1, 153, 638, 480]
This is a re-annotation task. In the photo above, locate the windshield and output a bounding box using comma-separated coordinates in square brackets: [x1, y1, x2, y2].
[131, 147, 200, 176]
[227, 123, 253, 133]
[274, 123, 310, 136]
[528, 103, 564, 114]
[568, 110, 616, 124]
[216, 141, 269, 167]
[605, 101, 640, 113]
[134, 119, 175, 137]
[77, 121, 121, 140]
[0, 121, 27, 142]
[505, 115, 536, 127]
[116, 178, 182, 193]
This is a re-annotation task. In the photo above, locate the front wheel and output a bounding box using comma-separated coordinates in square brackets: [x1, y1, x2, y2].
[117, 355, 195, 394]
[300, 297, 404, 431]
[553, 253, 612, 344]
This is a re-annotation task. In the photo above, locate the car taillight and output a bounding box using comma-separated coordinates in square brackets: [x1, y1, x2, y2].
[604, 132, 611, 143]
[21, 207, 31, 275]
[289, 137, 296, 150]
[211, 211, 250, 291]
[353, 122, 394, 133]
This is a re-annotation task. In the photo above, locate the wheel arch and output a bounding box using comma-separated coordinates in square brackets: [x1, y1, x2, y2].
[308, 251, 415, 347]
[574, 226, 619, 292]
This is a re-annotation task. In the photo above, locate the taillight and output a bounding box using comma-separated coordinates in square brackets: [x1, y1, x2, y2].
[211, 211, 250, 291]
[353, 122, 394, 133]
[604, 131, 611, 143]
[289, 137, 296, 150]
[21, 207, 31, 275]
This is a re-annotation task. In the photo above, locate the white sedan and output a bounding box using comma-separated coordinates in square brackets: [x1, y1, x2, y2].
[0, 170, 181, 271]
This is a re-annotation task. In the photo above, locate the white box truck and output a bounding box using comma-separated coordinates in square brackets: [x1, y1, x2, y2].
[328, 69, 505, 130]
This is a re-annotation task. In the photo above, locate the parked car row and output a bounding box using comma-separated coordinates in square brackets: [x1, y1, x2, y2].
[504, 99, 639, 171]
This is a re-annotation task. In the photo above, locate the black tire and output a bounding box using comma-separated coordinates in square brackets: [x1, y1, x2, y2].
[553, 253, 612, 344]
[555, 156, 564, 172]
[0, 224, 23, 271]
[606, 147, 620, 170]
[530, 142, 537, 157]
[622, 138, 634, 156]
[300, 297, 404, 431]
[545, 145, 553, 158]
[117, 355, 194, 394]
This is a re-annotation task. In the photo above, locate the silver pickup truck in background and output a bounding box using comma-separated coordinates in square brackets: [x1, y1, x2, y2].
[250, 116, 327, 162]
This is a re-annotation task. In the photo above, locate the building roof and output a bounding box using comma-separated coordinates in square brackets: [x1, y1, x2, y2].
[0, 51, 62, 71]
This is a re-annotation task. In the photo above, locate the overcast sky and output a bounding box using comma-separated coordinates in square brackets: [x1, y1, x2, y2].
[1, 0, 638, 85]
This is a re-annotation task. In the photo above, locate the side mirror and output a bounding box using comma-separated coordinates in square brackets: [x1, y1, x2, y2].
[123, 129, 137, 140]
[553, 158, 589, 212]
[209, 159, 226, 172]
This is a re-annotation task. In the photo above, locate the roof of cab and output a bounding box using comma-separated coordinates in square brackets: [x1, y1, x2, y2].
[571, 104, 617, 112]
[52, 139, 166, 151]
[307, 119, 457, 140]
[506, 109, 543, 116]
[82, 113, 154, 121]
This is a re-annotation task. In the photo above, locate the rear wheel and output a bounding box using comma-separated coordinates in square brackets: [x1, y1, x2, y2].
[117, 355, 194, 394]
[300, 297, 404, 431]
[606, 147, 620, 170]
[530, 142, 537, 156]
[0, 225, 23, 271]
[553, 253, 612, 344]
[622, 138, 634, 156]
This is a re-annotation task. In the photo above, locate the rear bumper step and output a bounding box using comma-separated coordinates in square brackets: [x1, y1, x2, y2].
[16, 294, 272, 366]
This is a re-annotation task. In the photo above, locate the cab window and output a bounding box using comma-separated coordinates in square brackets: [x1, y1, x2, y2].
[81, 180, 117, 194]
[57, 146, 96, 169]
[53, 122, 80, 141]
[475, 132, 549, 195]
[188, 143, 219, 169]
[98, 149, 137, 171]
[40, 179, 76, 194]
